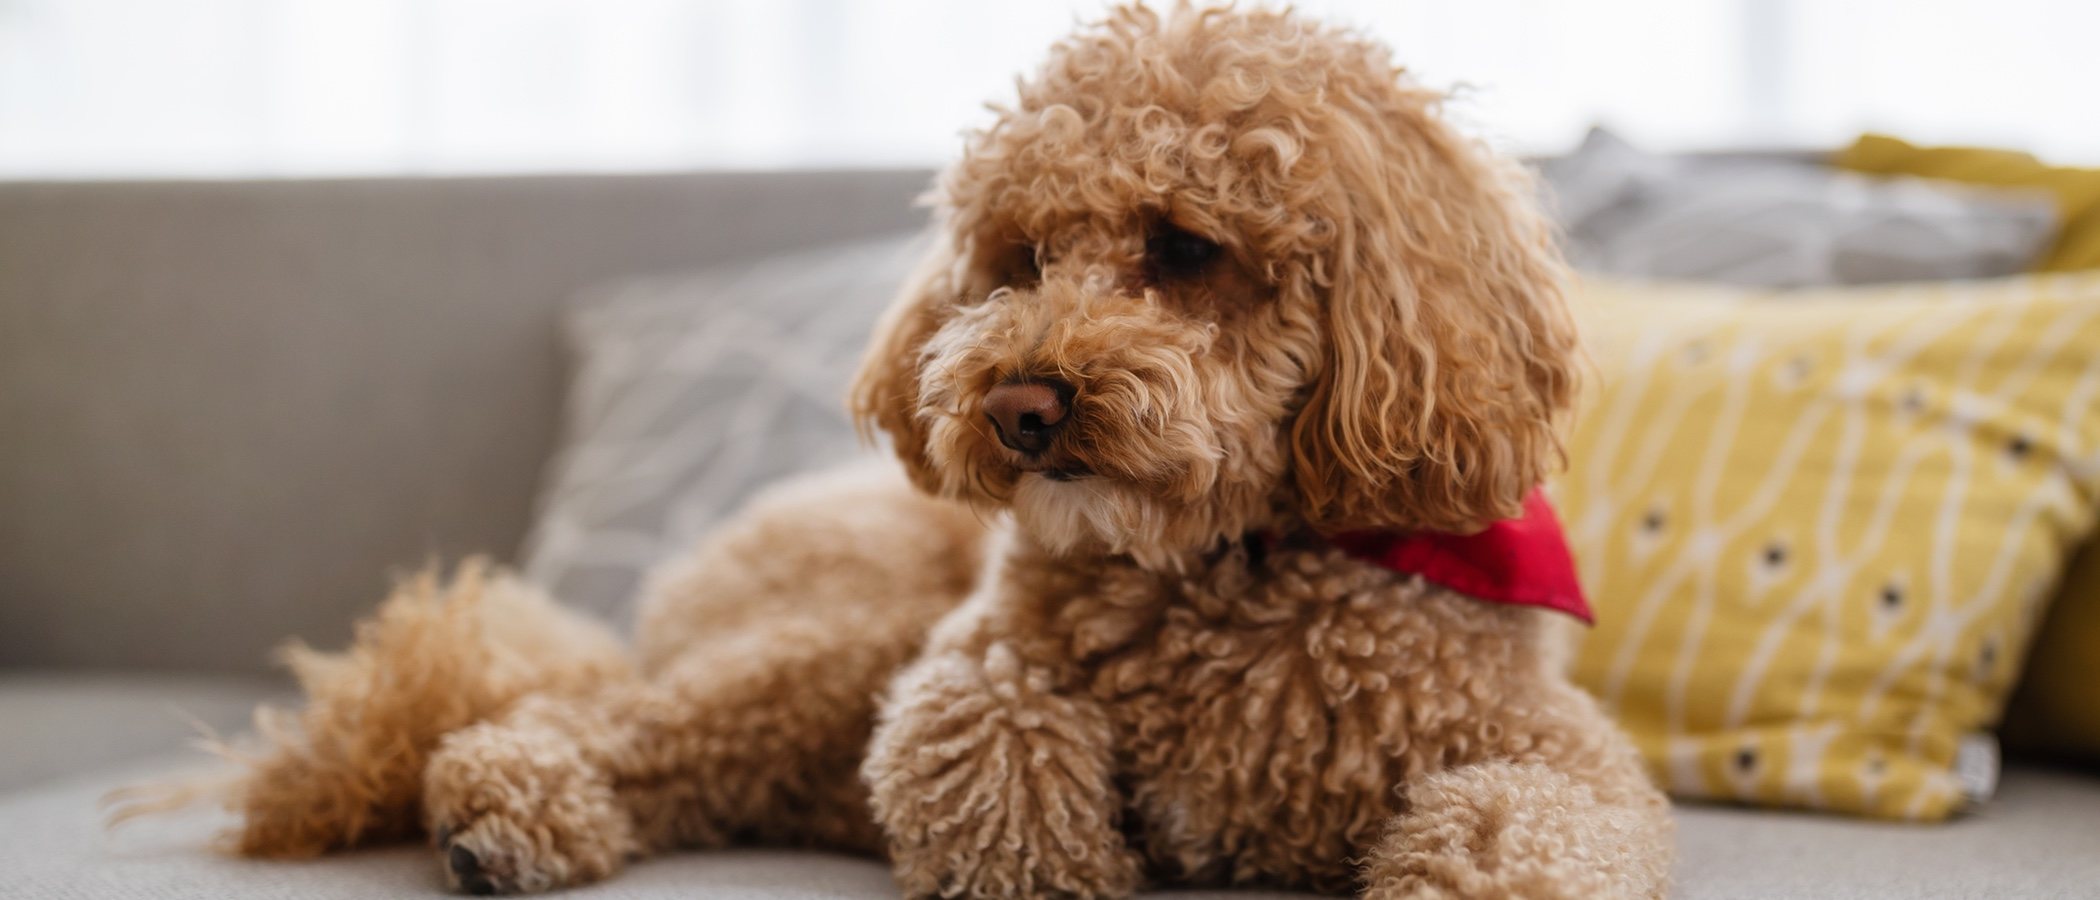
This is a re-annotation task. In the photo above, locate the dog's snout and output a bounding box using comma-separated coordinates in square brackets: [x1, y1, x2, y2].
[984, 379, 1072, 454]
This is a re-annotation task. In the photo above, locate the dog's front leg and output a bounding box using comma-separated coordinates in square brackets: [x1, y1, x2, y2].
[424, 621, 914, 895]
[1360, 685, 1675, 900]
[864, 640, 1140, 899]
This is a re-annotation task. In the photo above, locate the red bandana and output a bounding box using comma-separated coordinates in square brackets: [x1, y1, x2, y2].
[1327, 489, 1592, 624]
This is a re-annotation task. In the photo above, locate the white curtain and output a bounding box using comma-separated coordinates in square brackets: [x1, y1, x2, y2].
[1, 0, 2093, 179]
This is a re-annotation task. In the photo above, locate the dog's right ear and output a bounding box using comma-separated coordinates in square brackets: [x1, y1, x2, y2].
[1288, 80, 1580, 535]
[848, 234, 958, 495]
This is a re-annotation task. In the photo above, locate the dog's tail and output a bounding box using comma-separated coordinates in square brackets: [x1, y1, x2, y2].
[103, 559, 634, 857]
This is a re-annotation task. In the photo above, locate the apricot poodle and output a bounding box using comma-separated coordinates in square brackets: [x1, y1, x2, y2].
[126, 4, 1674, 897]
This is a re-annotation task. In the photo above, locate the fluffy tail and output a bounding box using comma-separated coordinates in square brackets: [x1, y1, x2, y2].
[105, 559, 633, 857]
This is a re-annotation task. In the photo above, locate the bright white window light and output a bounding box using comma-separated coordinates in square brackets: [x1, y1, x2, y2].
[0, 0, 2092, 179]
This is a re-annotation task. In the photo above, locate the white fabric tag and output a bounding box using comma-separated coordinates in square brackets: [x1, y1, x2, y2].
[1955, 732, 2000, 806]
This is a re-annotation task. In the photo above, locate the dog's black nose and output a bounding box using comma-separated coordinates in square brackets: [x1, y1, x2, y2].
[984, 379, 1072, 454]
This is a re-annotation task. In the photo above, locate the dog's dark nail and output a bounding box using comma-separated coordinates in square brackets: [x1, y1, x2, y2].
[449, 843, 496, 894]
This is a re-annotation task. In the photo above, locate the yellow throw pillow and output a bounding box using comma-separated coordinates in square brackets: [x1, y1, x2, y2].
[1835, 134, 2100, 272]
[1836, 135, 2100, 761]
[1557, 273, 2100, 820]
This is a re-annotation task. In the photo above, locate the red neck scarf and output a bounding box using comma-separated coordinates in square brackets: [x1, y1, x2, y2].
[1326, 490, 1592, 624]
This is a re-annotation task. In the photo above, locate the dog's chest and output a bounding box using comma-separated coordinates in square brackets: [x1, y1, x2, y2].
[1064, 548, 1515, 892]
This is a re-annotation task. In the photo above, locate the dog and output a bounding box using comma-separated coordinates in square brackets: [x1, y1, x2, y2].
[147, 4, 1673, 897]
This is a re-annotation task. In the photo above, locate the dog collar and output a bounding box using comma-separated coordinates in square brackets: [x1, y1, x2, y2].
[1326, 489, 1593, 624]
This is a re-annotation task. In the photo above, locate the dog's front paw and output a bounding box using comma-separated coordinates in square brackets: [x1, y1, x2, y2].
[1363, 761, 1669, 900]
[422, 719, 637, 894]
[866, 651, 1140, 899]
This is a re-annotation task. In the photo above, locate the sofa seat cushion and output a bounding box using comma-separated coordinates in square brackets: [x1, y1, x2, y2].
[2, 748, 2095, 898]
[1671, 765, 2100, 897]
[0, 672, 288, 792]
[4, 760, 1305, 899]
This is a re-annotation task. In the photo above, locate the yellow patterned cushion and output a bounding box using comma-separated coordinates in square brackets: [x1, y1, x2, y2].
[1832, 135, 2100, 760]
[1557, 274, 2100, 820]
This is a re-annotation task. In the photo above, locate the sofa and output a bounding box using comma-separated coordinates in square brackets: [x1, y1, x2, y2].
[2, 171, 2096, 899]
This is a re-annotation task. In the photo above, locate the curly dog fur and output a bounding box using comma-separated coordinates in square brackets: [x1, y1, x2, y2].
[134, 4, 1674, 897]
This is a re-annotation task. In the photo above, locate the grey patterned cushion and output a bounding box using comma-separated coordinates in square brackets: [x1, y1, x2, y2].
[1540, 128, 2059, 287]
[520, 234, 926, 624]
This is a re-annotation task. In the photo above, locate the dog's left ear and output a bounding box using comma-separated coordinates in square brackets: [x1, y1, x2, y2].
[848, 232, 959, 496]
[1291, 81, 1579, 534]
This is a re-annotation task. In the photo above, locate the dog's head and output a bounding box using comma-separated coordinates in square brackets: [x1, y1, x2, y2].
[851, 4, 1577, 564]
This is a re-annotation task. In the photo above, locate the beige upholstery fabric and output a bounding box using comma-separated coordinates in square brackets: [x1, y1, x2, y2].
[0, 672, 286, 792]
[3, 750, 2095, 899]
[0, 171, 932, 672]
[1672, 770, 2100, 897]
[5, 674, 2096, 897]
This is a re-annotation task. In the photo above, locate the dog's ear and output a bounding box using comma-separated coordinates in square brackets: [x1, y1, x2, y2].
[1290, 82, 1579, 534]
[848, 233, 958, 495]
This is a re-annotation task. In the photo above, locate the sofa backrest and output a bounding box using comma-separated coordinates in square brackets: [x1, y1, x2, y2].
[0, 170, 934, 673]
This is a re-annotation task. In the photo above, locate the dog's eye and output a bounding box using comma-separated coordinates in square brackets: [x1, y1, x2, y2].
[1146, 226, 1220, 280]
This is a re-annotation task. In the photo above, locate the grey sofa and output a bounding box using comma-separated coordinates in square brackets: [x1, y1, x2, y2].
[2, 172, 2095, 899]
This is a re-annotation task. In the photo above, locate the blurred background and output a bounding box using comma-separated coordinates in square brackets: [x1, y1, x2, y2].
[5, 0, 2099, 179]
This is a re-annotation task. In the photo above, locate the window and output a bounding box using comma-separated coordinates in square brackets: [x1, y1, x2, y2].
[2, 0, 2092, 179]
